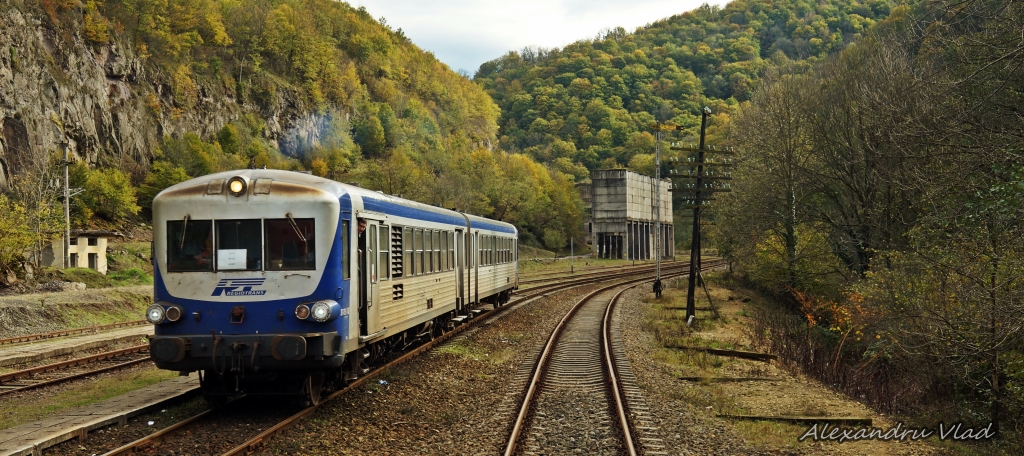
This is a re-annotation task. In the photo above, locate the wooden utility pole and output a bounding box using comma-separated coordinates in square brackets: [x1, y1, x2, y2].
[652, 109, 735, 323]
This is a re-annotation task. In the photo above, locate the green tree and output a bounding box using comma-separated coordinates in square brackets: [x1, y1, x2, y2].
[72, 164, 141, 223]
[0, 194, 35, 278]
[138, 162, 191, 210]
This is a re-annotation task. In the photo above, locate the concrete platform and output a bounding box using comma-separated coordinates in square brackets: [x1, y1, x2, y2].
[0, 375, 199, 456]
[0, 327, 151, 368]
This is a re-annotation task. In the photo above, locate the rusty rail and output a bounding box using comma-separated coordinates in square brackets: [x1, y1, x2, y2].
[0, 320, 147, 346]
[0, 344, 150, 385]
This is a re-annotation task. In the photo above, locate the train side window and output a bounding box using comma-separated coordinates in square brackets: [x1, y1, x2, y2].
[425, 229, 433, 273]
[216, 219, 263, 270]
[432, 230, 441, 273]
[265, 218, 316, 270]
[167, 219, 214, 272]
[404, 226, 414, 276]
[448, 232, 455, 270]
[378, 225, 389, 281]
[415, 228, 424, 275]
[342, 220, 350, 280]
[440, 232, 448, 271]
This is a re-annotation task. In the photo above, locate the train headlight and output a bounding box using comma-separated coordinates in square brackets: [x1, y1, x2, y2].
[310, 300, 340, 323]
[146, 305, 166, 324]
[227, 176, 247, 196]
[165, 305, 182, 322]
[312, 302, 331, 322]
[295, 304, 310, 320]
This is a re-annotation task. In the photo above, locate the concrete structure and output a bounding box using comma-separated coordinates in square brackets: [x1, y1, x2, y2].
[37, 230, 123, 274]
[575, 182, 592, 245]
[590, 169, 673, 260]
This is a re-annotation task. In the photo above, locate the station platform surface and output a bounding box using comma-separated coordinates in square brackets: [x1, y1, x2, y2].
[0, 327, 151, 368]
[0, 375, 198, 456]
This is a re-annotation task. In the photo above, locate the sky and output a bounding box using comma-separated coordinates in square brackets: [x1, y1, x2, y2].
[351, 0, 732, 76]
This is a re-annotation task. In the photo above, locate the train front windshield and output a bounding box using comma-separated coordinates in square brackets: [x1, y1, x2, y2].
[167, 218, 316, 272]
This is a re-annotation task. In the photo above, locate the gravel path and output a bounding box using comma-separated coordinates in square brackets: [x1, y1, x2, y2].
[618, 286, 766, 455]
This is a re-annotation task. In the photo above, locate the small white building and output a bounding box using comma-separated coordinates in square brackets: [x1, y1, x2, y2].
[38, 230, 124, 274]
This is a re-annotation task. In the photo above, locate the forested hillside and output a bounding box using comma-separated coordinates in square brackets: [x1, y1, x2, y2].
[474, 0, 891, 178]
[714, 0, 1024, 446]
[0, 0, 583, 272]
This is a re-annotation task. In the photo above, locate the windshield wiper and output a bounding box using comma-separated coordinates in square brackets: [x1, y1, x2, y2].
[179, 215, 190, 250]
[286, 213, 308, 243]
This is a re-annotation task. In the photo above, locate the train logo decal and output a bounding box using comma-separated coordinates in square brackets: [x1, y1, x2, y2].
[211, 278, 268, 296]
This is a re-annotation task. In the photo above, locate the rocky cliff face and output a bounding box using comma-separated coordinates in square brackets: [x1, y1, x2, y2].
[0, 2, 321, 188]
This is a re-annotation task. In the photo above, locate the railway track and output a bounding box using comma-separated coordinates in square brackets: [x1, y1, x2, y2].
[505, 259, 727, 455]
[518, 259, 692, 286]
[92, 262, 691, 456]
[0, 344, 151, 397]
[0, 321, 147, 347]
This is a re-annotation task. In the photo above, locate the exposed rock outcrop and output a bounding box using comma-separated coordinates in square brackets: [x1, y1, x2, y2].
[0, 3, 314, 188]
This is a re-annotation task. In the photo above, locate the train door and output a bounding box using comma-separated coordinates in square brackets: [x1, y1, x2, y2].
[361, 220, 383, 339]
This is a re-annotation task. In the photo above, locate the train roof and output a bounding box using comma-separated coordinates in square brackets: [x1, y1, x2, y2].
[156, 169, 517, 235]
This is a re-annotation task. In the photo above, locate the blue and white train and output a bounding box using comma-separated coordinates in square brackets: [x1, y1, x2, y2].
[147, 169, 518, 403]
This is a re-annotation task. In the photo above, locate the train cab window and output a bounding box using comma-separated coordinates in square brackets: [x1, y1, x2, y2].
[265, 218, 316, 270]
[342, 220, 350, 280]
[216, 220, 263, 270]
[378, 225, 389, 280]
[167, 219, 214, 272]
[404, 226, 414, 276]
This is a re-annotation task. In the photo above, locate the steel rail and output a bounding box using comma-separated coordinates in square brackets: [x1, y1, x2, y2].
[219, 265, 679, 456]
[83, 262, 704, 456]
[0, 320, 147, 346]
[518, 259, 688, 285]
[502, 284, 615, 456]
[604, 287, 637, 456]
[0, 357, 153, 398]
[504, 259, 728, 455]
[0, 344, 150, 384]
[102, 409, 216, 456]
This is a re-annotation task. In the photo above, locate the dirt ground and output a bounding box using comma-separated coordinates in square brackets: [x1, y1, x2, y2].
[642, 279, 944, 455]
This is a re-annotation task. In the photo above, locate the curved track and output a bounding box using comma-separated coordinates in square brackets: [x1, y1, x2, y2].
[81, 260, 723, 456]
[505, 260, 727, 456]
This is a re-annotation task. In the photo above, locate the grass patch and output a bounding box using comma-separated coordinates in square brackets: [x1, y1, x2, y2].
[109, 268, 154, 286]
[61, 289, 153, 326]
[0, 368, 178, 431]
[435, 340, 512, 365]
[107, 242, 154, 276]
[732, 420, 813, 450]
[59, 267, 112, 288]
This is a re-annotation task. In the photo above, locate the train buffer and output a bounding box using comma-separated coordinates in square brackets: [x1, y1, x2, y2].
[0, 374, 198, 456]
